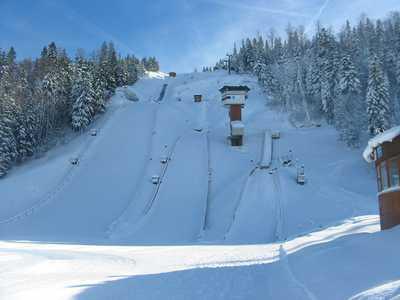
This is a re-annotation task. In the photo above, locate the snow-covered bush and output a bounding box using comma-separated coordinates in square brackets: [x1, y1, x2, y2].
[124, 89, 139, 101]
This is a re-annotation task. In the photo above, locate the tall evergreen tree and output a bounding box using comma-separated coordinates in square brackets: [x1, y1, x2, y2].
[366, 54, 390, 135]
[71, 91, 94, 131]
[336, 53, 363, 146]
[71, 57, 95, 131]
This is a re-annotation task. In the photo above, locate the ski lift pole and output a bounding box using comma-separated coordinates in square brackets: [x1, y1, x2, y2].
[226, 54, 232, 74]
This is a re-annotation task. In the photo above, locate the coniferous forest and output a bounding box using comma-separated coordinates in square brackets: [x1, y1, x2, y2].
[215, 13, 400, 148]
[0, 41, 159, 177]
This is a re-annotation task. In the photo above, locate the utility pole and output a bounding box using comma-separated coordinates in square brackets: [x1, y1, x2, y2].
[226, 54, 232, 75]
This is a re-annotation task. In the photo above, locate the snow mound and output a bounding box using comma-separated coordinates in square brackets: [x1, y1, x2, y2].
[363, 126, 400, 162]
[349, 280, 400, 300]
[145, 71, 169, 79]
[123, 88, 139, 101]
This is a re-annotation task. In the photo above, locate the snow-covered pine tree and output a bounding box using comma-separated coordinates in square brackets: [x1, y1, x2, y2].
[71, 91, 94, 131]
[0, 87, 18, 176]
[217, 13, 400, 147]
[22, 101, 39, 156]
[15, 112, 32, 161]
[125, 55, 139, 85]
[98, 42, 117, 94]
[40, 71, 64, 134]
[336, 53, 363, 146]
[0, 119, 16, 177]
[0, 49, 6, 71]
[57, 48, 73, 124]
[252, 36, 265, 76]
[71, 56, 95, 131]
[317, 28, 336, 122]
[231, 43, 239, 73]
[107, 42, 118, 93]
[92, 64, 106, 114]
[243, 38, 255, 72]
[146, 57, 160, 72]
[115, 59, 129, 87]
[0, 42, 160, 176]
[136, 62, 146, 77]
[366, 54, 391, 135]
[308, 53, 321, 100]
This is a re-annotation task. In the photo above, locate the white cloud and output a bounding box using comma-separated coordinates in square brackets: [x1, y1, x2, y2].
[203, 0, 310, 18]
[305, 0, 331, 33]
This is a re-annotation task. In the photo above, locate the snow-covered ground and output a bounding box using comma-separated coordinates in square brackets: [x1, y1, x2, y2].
[1, 71, 396, 299]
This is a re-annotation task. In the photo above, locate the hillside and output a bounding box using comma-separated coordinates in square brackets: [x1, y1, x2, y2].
[1, 71, 398, 300]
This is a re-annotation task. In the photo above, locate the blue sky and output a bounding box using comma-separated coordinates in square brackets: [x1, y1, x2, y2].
[1, 0, 400, 72]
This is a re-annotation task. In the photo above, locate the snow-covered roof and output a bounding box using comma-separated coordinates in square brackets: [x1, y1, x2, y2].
[363, 126, 400, 162]
[219, 85, 250, 93]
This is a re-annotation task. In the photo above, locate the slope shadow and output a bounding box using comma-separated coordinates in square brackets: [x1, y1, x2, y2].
[74, 228, 400, 300]
[74, 263, 272, 300]
[0, 214, 381, 246]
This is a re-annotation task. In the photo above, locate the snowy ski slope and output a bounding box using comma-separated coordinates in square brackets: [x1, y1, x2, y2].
[0, 71, 397, 300]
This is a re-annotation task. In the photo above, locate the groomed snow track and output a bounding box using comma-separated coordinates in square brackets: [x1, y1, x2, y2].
[106, 83, 170, 239]
[0, 101, 125, 226]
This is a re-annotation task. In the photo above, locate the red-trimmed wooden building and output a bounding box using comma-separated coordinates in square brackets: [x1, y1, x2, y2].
[219, 85, 250, 146]
[364, 126, 400, 230]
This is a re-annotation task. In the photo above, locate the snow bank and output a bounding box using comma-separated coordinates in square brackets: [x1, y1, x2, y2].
[1, 215, 387, 300]
[363, 126, 400, 162]
[145, 71, 169, 79]
[123, 88, 139, 101]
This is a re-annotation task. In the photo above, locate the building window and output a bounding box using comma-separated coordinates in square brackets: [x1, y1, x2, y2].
[380, 161, 389, 191]
[390, 159, 400, 188]
[377, 166, 382, 192]
[376, 146, 383, 160]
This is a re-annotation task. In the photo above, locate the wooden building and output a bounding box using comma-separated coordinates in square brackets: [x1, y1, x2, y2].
[219, 85, 250, 146]
[363, 126, 400, 230]
[229, 105, 242, 121]
[219, 85, 250, 107]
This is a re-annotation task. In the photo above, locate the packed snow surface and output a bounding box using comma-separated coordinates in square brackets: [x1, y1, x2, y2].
[0, 71, 392, 300]
[363, 125, 400, 162]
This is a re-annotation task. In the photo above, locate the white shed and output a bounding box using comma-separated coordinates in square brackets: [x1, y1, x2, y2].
[230, 121, 244, 136]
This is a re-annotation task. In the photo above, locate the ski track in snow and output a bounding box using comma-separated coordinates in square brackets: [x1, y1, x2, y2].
[278, 245, 318, 300]
[106, 103, 158, 237]
[0, 100, 126, 226]
[198, 100, 212, 236]
[223, 166, 259, 240]
[0, 71, 388, 300]
[107, 82, 170, 238]
[142, 134, 183, 216]
[271, 135, 315, 300]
